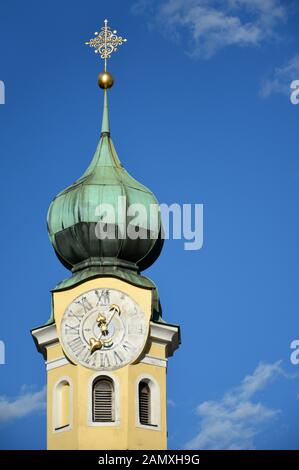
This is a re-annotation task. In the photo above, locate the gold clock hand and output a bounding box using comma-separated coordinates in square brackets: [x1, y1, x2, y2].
[97, 313, 109, 336]
[89, 337, 103, 354]
[89, 313, 106, 353]
[106, 304, 120, 326]
[98, 304, 121, 347]
[89, 304, 121, 353]
[97, 304, 120, 334]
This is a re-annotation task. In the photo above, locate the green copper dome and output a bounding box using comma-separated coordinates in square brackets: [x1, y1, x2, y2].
[47, 90, 163, 273]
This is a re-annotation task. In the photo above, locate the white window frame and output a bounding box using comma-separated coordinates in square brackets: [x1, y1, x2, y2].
[87, 372, 120, 427]
[135, 374, 161, 431]
[52, 376, 73, 433]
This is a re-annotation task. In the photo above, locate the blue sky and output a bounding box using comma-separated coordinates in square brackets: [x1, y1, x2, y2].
[0, 0, 299, 450]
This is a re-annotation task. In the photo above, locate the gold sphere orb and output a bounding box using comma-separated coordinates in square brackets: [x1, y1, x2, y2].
[98, 71, 114, 89]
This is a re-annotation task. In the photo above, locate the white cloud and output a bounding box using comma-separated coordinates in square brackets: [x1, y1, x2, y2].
[132, 0, 287, 58]
[184, 361, 284, 450]
[260, 55, 299, 97]
[0, 386, 46, 423]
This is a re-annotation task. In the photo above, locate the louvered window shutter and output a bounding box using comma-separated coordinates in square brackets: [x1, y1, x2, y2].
[139, 381, 151, 425]
[93, 378, 114, 422]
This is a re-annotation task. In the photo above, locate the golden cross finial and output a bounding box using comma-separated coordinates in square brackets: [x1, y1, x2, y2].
[85, 19, 127, 71]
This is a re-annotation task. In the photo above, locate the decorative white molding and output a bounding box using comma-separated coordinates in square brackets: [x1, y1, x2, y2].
[140, 355, 167, 368]
[135, 374, 161, 431]
[31, 323, 59, 358]
[46, 356, 70, 371]
[87, 372, 120, 427]
[149, 322, 180, 358]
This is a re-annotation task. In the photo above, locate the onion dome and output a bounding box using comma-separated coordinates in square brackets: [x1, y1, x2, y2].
[47, 89, 163, 274]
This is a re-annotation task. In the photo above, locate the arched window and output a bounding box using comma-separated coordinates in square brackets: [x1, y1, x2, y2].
[93, 376, 115, 422]
[139, 381, 151, 425]
[136, 376, 160, 429]
[54, 379, 71, 430]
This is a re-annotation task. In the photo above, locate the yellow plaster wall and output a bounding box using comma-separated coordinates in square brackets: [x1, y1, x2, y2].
[47, 360, 167, 450]
[47, 277, 167, 450]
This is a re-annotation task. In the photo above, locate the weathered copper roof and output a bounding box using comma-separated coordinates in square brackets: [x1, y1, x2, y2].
[47, 89, 164, 273]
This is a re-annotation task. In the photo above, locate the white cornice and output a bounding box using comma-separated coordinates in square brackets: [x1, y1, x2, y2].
[31, 323, 59, 358]
[149, 322, 180, 358]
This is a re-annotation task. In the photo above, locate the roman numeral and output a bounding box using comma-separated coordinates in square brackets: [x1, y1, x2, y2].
[99, 352, 111, 368]
[75, 296, 93, 314]
[95, 290, 101, 305]
[64, 324, 80, 335]
[68, 337, 85, 357]
[95, 289, 110, 305]
[67, 309, 84, 319]
[130, 306, 138, 317]
[86, 352, 98, 368]
[122, 341, 136, 353]
[113, 350, 124, 365]
[81, 347, 92, 364]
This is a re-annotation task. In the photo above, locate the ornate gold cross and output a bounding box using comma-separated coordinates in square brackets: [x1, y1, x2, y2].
[85, 19, 127, 71]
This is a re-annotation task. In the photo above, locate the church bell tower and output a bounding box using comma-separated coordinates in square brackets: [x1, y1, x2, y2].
[31, 19, 180, 450]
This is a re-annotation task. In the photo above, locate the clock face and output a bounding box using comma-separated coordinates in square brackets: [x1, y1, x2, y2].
[60, 288, 148, 371]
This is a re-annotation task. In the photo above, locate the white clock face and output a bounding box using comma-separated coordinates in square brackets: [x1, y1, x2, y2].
[60, 288, 148, 371]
